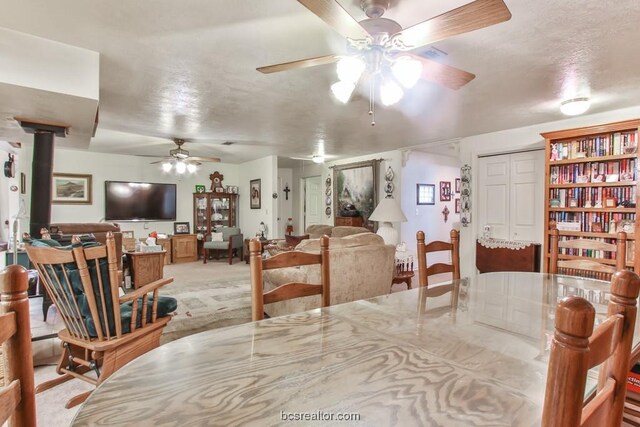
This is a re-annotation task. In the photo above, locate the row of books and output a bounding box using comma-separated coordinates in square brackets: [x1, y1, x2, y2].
[549, 187, 636, 208]
[556, 236, 636, 263]
[549, 159, 637, 184]
[549, 211, 635, 233]
[550, 131, 637, 160]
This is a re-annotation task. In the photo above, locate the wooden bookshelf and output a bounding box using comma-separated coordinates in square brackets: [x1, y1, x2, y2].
[542, 119, 640, 274]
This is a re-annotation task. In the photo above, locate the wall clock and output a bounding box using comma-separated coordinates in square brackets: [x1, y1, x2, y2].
[4, 154, 15, 178]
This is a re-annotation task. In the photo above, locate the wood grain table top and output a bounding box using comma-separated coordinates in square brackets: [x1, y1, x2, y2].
[73, 272, 638, 426]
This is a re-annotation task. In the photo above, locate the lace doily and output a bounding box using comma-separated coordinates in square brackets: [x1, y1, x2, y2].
[477, 237, 536, 250]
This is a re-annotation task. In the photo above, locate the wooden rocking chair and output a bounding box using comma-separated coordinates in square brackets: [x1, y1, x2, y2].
[25, 231, 177, 408]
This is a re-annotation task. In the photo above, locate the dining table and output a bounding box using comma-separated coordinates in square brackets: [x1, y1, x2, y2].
[72, 272, 640, 426]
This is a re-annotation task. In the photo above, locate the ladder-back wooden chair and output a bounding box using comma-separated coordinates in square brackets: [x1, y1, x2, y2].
[0, 265, 36, 427]
[542, 270, 640, 426]
[249, 236, 330, 321]
[549, 228, 627, 281]
[25, 231, 177, 408]
[416, 230, 460, 288]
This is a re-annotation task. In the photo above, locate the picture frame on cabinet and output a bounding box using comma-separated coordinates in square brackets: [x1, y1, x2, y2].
[174, 222, 190, 234]
[195, 185, 206, 193]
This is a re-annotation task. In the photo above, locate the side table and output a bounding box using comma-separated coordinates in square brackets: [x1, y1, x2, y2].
[244, 238, 269, 263]
[392, 270, 415, 290]
[125, 251, 166, 289]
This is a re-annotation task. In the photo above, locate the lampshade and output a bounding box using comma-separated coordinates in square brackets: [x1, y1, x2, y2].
[369, 197, 407, 222]
[369, 197, 407, 245]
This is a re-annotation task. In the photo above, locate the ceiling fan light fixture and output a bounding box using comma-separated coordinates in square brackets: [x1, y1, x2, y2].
[380, 80, 403, 106]
[161, 162, 173, 172]
[312, 154, 325, 164]
[391, 56, 423, 88]
[560, 98, 590, 116]
[331, 81, 356, 103]
[175, 160, 187, 174]
[336, 57, 365, 84]
[187, 163, 197, 173]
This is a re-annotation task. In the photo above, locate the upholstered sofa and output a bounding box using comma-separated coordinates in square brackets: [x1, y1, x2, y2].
[263, 232, 395, 317]
[48, 223, 123, 267]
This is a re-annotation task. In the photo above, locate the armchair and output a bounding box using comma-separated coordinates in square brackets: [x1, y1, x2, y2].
[203, 227, 243, 265]
[24, 232, 177, 408]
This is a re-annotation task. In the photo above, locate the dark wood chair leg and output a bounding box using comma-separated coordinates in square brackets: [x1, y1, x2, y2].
[203, 247, 207, 264]
[228, 245, 233, 265]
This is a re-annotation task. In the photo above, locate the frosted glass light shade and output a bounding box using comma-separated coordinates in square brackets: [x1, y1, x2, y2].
[162, 162, 172, 172]
[175, 161, 187, 174]
[331, 81, 356, 103]
[336, 57, 365, 84]
[560, 98, 590, 116]
[187, 163, 197, 173]
[312, 155, 325, 164]
[391, 56, 423, 88]
[380, 80, 403, 106]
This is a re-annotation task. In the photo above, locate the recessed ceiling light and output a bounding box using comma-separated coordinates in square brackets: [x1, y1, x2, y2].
[560, 98, 590, 116]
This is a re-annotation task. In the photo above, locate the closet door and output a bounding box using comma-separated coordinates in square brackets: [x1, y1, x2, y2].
[478, 151, 544, 242]
[478, 155, 510, 239]
[509, 151, 544, 241]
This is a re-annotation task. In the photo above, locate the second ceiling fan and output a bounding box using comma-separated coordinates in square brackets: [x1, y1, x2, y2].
[258, 0, 511, 116]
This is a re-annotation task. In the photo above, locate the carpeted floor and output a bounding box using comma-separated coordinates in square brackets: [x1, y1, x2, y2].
[33, 260, 253, 427]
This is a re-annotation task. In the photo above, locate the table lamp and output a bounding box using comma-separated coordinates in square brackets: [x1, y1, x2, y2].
[368, 196, 407, 245]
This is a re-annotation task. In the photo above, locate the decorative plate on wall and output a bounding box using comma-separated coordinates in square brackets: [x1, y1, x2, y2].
[325, 196, 331, 205]
[325, 187, 332, 196]
[325, 206, 331, 216]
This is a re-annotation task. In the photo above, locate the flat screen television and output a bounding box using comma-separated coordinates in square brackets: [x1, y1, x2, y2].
[105, 181, 177, 221]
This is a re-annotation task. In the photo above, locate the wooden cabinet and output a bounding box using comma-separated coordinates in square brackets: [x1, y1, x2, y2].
[171, 234, 198, 263]
[126, 251, 165, 289]
[335, 216, 363, 227]
[542, 119, 640, 274]
[194, 192, 239, 236]
[156, 238, 172, 265]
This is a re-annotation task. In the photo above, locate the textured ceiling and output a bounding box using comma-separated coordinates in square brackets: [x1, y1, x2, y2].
[1, 0, 640, 163]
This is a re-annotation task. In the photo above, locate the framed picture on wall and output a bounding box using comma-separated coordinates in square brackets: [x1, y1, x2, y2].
[440, 181, 452, 201]
[455, 178, 461, 193]
[250, 179, 261, 209]
[455, 198, 460, 213]
[416, 184, 435, 205]
[52, 173, 92, 204]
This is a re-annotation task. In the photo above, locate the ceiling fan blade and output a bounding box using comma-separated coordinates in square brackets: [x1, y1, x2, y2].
[257, 54, 340, 74]
[411, 54, 475, 90]
[395, 0, 511, 50]
[189, 156, 221, 163]
[297, 0, 371, 40]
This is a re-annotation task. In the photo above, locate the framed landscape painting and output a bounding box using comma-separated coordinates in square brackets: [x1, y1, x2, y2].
[52, 173, 92, 204]
[333, 160, 378, 230]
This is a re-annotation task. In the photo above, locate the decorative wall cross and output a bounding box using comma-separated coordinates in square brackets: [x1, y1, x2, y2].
[283, 184, 290, 200]
[442, 206, 450, 222]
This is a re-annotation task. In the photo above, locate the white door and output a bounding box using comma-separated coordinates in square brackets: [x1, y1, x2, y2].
[478, 155, 510, 239]
[509, 151, 544, 241]
[478, 151, 544, 241]
[304, 176, 322, 230]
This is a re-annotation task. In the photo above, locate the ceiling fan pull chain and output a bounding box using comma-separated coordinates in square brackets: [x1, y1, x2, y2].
[369, 75, 376, 126]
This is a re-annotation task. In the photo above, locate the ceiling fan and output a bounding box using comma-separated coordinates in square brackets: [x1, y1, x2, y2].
[146, 138, 221, 173]
[258, 0, 511, 115]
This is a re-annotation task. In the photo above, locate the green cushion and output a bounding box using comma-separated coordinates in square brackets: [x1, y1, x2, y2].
[26, 238, 62, 247]
[33, 240, 176, 338]
[85, 296, 177, 336]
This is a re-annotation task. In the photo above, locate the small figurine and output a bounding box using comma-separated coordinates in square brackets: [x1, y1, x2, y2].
[550, 143, 559, 161]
